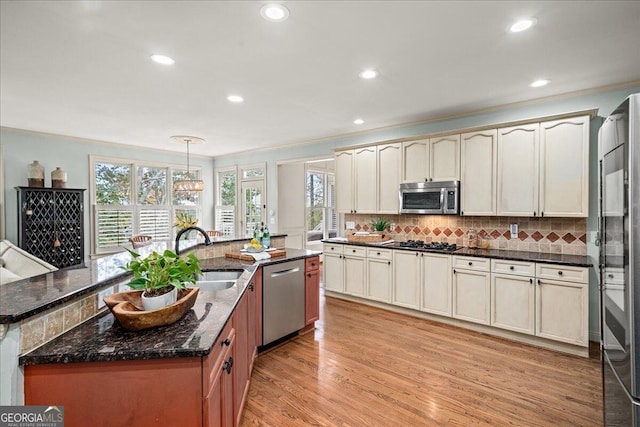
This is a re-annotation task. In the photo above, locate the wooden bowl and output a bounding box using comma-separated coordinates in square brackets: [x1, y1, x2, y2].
[103, 287, 199, 331]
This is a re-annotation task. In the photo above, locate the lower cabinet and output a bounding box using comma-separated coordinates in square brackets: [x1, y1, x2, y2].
[204, 322, 236, 427]
[392, 250, 420, 309]
[366, 248, 393, 303]
[490, 259, 535, 335]
[232, 291, 250, 427]
[323, 243, 344, 292]
[344, 246, 366, 296]
[420, 253, 452, 316]
[305, 256, 320, 326]
[452, 256, 491, 325]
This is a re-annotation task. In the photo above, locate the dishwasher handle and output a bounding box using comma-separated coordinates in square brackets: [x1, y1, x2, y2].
[269, 267, 300, 278]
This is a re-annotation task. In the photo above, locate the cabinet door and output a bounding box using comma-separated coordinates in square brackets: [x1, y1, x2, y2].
[535, 278, 588, 346]
[247, 275, 258, 367]
[430, 135, 460, 181]
[392, 250, 420, 309]
[323, 253, 344, 292]
[354, 146, 377, 213]
[344, 255, 366, 296]
[335, 150, 354, 213]
[491, 273, 535, 334]
[420, 253, 452, 316]
[305, 269, 320, 325]
[367, 258, 393, 303]
[204, 344, 233, 427]
[452, 269, 490, 325]
[539, 115, 589, 217]
[460, 130, 497, 216]
[378, 143, 401, 213]
[233, 292, 250, 426]
[402, 139, 429, 182]
[254, 267, 263, 348]
[497, 124, 540, 216]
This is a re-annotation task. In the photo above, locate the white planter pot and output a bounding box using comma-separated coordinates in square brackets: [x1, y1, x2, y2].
[141, 286, 177, 311]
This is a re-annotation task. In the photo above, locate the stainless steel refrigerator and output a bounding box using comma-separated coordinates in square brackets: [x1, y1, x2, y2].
[600, 93, 640, 426]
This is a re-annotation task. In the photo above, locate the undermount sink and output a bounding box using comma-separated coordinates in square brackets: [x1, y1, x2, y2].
[197, 270, 244, 281]
[195, 270, 244, 291]
[195, 280, 236, 291]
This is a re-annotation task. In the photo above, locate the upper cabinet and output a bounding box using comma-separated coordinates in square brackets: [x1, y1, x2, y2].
[460, 130, 497, 216]
[539, 116, 590, 217]
[497, 124, 540, 216]
[377, 143, 402, 213]
[402, 135, 460, 182]
[354, 147, 377, 214]
[335, 150, 354, 213]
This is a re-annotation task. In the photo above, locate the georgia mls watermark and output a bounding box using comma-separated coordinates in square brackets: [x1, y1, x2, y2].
[0, 406, 64, 427]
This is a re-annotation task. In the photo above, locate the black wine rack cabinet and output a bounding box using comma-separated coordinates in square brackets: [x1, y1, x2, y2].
[17, 187, 86, 269]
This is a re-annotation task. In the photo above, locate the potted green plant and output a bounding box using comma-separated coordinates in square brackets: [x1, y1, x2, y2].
[370, 217, 390, 233]
[123, 248, 202, 311]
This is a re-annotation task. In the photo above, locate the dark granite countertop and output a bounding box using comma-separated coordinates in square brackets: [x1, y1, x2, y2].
[322, 239, 592, 267]
[0, 234, 286, 324]
[19, 248, 319, 366]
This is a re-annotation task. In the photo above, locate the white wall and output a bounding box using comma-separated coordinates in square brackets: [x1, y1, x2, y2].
[0, 129, 215, 257]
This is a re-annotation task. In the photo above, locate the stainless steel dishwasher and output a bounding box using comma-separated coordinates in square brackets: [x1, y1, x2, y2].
[262, 259, 305, 345]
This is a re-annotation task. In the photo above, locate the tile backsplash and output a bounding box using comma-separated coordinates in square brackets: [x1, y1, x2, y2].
[346, 214, 587, 256]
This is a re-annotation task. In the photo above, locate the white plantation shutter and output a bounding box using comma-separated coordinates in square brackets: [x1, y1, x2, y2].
[216, 205, 235, 236]
[139, 208, 171, 240]
[95, 207, 134, 250]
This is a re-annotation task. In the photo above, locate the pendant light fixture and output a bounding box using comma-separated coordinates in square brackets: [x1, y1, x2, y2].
[171, 135, 205, 193]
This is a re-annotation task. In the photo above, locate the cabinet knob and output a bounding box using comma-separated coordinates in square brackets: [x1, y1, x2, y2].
[541, 211, 545, 217]
[307, 273, 312, 278]
[416, 252, 419, 257]
[558, 271, 563, 276]
[222, 338, 231, 347]
[352, 249, 356, 253]
[537, 279, 541, 285]
[453, 269, 456, 274]
[377, 252, 381, 255]
[461, 211, 464, 216]
[468, 261, 473, 266]
[249, 283, 254, 291]
[311, 263, 316, 267]
[509, 266, 515, 270]
[223, 356, 233, 374]
[388, 261, 391, 265]
[529, 278, 533, 284]
[608, 274, 614, 278]
[533, 211, 537, 217]
[330, 247, 334, 250]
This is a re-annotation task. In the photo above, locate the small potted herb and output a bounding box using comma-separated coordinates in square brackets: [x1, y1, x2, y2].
[370, 217, 390, 233]
[123, 248, 202, 311]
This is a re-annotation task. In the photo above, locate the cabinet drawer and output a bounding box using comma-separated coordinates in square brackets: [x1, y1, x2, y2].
[491, 259, 535, 277]
[536, 264, 588, 283]
[306, 256, 320, 272]
[366, 247, 393, 260]
[202, 321, 235, 396]
[453, 256, 490, 272]
[323, 243, 344, 255]
[343, 245, 367, 258]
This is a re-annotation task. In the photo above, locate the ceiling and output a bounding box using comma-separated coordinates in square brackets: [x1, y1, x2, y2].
[1, 1, 639, 157]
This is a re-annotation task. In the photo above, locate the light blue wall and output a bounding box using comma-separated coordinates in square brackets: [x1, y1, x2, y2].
[0, 129, 215, 256]
[215, 84, 640, 340]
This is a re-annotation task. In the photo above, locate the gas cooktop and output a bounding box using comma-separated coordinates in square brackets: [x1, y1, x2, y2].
[396, 240, 461, 252]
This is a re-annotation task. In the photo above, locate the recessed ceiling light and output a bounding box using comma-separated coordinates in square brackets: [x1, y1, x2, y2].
[150, 54, 175, 65]
[529, 79, 550, 88]
[227, 95, 244, 103]
[359, 69, 378, 80]
[509, 18, 537, 33]
[354, 118, 364, 125]
[260, 4, 289, 22]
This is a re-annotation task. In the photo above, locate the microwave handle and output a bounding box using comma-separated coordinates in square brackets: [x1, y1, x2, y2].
[440, 189, 445, 212]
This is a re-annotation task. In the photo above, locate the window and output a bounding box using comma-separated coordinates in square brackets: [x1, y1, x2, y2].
[215, 163, 266, 237]
[305, 165, 336, 246]
[91, 156, 201, 255]
[215, 168, 237, 236]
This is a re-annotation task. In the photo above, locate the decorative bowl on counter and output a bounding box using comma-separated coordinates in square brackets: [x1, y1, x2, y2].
[103, 287, 199, 331]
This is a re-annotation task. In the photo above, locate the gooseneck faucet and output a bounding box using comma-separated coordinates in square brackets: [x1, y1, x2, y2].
[175, 226, 212, 255]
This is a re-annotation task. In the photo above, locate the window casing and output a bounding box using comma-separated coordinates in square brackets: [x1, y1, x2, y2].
[91, 156, 202, 255]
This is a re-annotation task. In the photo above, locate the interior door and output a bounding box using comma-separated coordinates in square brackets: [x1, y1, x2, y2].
[241, 180, 265, 238]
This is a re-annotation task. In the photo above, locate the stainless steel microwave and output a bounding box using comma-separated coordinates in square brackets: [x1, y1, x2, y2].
[399, 181, 460, 214]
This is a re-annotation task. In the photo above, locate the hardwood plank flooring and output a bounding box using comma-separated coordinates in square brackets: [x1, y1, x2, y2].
[241, 291, 603, 426]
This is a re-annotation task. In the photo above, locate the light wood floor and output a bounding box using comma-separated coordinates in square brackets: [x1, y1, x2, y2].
[241, 291, 603, 426]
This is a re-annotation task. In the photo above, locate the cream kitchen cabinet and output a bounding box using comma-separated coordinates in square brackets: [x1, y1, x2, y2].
[420, 252, 452, 316]
[539, 115, 590, 217]
[490, 259, 535, 335]
[335, 150, 354, 214]
[497, 123, 540, 216]
[344, 246, 367, 297]
[535, 263, 589, 346]
[402, 135, 460, 183]
[354, 146, 377, 214]
[460, 129, 497, 216]
[323, 243, 344, 293]
[366, 248, 393, 303]
[377, 142, 402, 213]
[392, 250, 421, 309]
[452, 256, 491, 325]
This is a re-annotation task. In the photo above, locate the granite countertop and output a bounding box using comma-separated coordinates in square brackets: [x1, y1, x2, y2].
[322, 238, 591, 267]
[19, 248, 320, 366]
[0, 234, 287, 324]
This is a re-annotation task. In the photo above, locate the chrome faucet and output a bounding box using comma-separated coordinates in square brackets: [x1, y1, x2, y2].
[175, 226, 212, 254]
